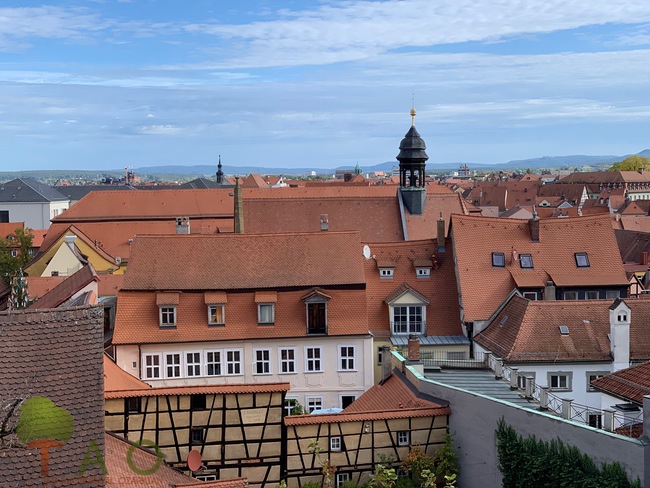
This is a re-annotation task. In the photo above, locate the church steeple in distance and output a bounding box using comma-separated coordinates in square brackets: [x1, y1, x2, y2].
[397, 108, 428, 215]
[216, 155, 224, 184]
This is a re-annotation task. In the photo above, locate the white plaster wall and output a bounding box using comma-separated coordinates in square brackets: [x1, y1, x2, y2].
[42, 244, 83, 277]
[115, 335, 374, 410]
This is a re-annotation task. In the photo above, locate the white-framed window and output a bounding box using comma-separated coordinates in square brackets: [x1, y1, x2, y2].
[586, 371, 608, 392]
[143, 353, 161, 379]
[397, 431, 410, 446]
[548, 372, 572, 391]
[208, 304, 225, 325]
[10, 249, 17, 257]
[522, 291, 538, 300]
[254, 349, 272, 375]
[305, 347, 322, 372]
[379, 268, 394, 279]
[258, 303, 275, 324]
[206, 350, 222, 376]
[330, 436, 342, 451]
[416, 267, 430, 278]
[339, 346, 356, 371]
[159, 306, 176, 327]
[563, 291, 578, 300]
[279, 348, 296, 374]
[585, 290, 599, 299]
[606, 290, 620, 299]
[165, 353, 181, 378]
[284, 398, 301, 416]
[391, 306, 424, 334]
[306, 396, 323, 413]
[186, 351, 202, 377]
[335, 473, 351, 488]
[340, 395, 357, 409]
[225, 349, 243, 375]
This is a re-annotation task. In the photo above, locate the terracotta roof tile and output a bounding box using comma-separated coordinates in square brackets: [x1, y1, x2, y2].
[53, 189, 234, 222]
[0, 306, 106, 486]
[204, 291, 228, 303]
[475, 295, 614, 362]
[591, 361, 650, 405]
[285, 372, 449, 425]
[104, 353, 150, 394]
[452, 214, 629, 322]
[156, 292, 180, 305]
[243, 186, 404, 242]
[242, 173, 270, 188]
[403, 193, 470, 240]
[97, 274, 124, 296]
[255, 291, 277, 303]
[26, 276, 66, 300]
[105, 382, 290, 400]
[113, 288, 369, 345]
[27, 264, 98, 309]
[122, 232, 365, 291]
[364, 239, 463, 337]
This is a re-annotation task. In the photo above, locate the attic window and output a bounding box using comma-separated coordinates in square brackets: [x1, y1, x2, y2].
[575, 253, 590, 268]
[416, 268, 430, 278]
[379, 268, 394, 279]
[559, 325, 569, 335]
[618, 313, 628, 322]
[519, 254, 533, 269]
[492, 252, 505, 267]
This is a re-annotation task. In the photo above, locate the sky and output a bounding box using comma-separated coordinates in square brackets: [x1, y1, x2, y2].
[1, 0, 650, 171]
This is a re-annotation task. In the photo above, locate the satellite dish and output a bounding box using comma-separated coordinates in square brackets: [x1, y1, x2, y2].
[363, 245, 371, 260]
[187, 450, 202, 472]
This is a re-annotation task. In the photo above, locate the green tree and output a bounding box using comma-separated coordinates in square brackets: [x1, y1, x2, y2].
[0, 227, 34, 285]
[608, 155, 650, 172]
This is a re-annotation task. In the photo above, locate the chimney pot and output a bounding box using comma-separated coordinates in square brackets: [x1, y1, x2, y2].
[408, 334, 421, 361]
[437, 214, 445, 252]
[528, 217, 540, 242]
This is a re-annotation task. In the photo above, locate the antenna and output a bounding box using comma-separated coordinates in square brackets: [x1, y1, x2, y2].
[362, 245, 371, 260]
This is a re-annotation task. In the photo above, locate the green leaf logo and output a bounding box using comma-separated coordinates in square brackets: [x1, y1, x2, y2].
[16, 396, 74, 444]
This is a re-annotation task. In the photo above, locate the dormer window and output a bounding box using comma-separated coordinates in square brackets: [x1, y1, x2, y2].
[519, 254, 533, 269]
[156, 292, 179, 328]
[492, 252, 505, 267]
[302, 288, 331, 335]
[160, 307, 176, 327]
[618, 313, 628, 322]
[575, 252, 590, 267]
[379, 268, 394, 279]
[416, 267, 431, 278]
[208, 305, 225, 326]
[255, 291, 277, 325]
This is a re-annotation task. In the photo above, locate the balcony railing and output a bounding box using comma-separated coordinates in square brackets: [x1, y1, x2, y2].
[420, 350, 488, 369]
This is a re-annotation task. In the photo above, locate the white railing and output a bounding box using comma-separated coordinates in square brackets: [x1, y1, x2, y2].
[482, 350, 643, 438]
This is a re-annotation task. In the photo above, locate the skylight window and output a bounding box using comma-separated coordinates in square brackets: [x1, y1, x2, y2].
[575, 253, 590, 268]
[519, 254, 533, 269]
[559, 326, 569, 335]
[492, 252, 505, 267]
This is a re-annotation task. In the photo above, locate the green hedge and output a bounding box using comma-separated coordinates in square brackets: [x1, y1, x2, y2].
[495, 418, 641, 488]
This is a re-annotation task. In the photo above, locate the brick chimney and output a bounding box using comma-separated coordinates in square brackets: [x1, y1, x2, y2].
[408, 334, 420, 361]
[544, 281, 556, 301]
[437, 213, 445, 253]
[528, 217, 540, 242]
[234, 177, 244, 234]
[641, 251, 649, 266]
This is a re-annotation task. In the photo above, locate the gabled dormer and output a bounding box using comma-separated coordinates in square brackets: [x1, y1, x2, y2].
[384, 284, 429, 336]
[377, 259, 396, 279]
[413, 258, 432, 279]
[157, 292, 179, 328]
[302, 288, 332, 335]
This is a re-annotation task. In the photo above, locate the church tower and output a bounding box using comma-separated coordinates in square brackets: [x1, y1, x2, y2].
[397, 108, 428, 215]
[216, 155, 224, 184]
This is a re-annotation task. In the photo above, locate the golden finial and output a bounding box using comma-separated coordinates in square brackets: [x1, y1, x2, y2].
[410, 108, 416, 126]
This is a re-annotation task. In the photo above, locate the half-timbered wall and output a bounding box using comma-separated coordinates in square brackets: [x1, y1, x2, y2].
[284, 414, 448, 487]
[105, 391, 285, 487]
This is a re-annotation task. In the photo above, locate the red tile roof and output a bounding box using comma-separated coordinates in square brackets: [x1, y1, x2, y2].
[104, 353, 150, 395]
[0, 221, 24, 238]
[106, 381, 290, 400]
[28, 264, 98, 309]
[451, 214, 629, 322]
[26, 275, 66, 300]
[590, 361, 650, 405]
[113, 287, 369, 345]
[242, 173, 270, 189]
[403, 192, 470, 240]
[475, 294, 613, 362]
[53, 189, 234, 222]
[285, 372, 449, 425]
[122, 232, 365, 291]
[364, 239, 463, 337]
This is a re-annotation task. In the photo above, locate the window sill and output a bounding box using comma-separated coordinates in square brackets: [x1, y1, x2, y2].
[253, 372, 274, 376]
[304, 370, 324, 374]
[159, 325, 177, 329]
[278, 372, 298, 375]
[338, 370, 358, 373]
[208, 323, 226, 327]
[258, 322, 275, 326]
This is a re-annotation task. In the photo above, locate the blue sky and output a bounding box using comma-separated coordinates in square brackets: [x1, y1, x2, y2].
[1, 1, 650, 171]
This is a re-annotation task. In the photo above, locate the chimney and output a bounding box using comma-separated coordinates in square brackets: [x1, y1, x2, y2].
[609, 300, 631, 371]
[320, 214, 329, 231]
[175, 217, 190, 234]
[234, 177, 244, 234]
[437, 213, 445, 253]
[544, 281, 556, 301]
[528, 217, 540, 242]
[344, 173, 352, 182]
[641, 251, 649, 266]
[65, 235, 77, 246]
[381, 345, 392, 382]
[408, 334, 421, 361]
